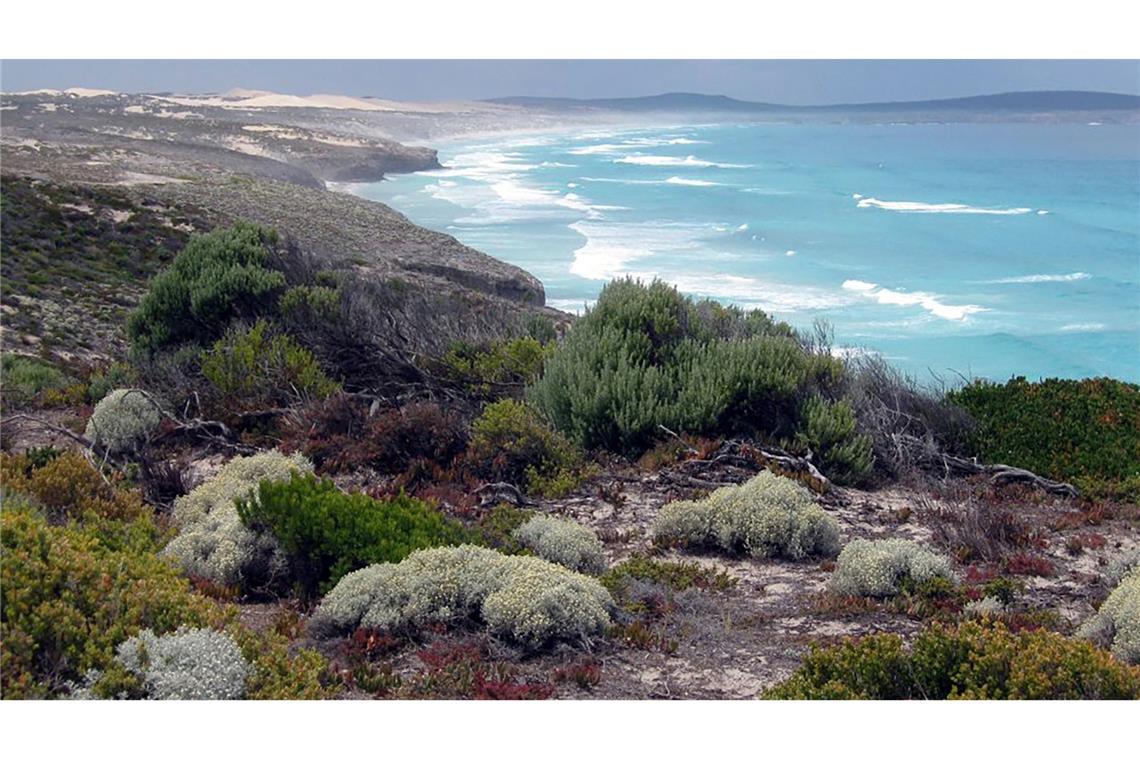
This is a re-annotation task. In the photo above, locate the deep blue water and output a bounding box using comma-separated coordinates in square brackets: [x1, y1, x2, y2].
[352, 121, 1140, 383]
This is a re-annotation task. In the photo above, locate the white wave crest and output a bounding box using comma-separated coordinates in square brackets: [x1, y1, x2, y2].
[665, 176, 721, 187]
[1058, 323, 1106, 333]
[613, 154, 750, 169]
[842, 279, 987, 321]
[986, 272, 1091, 284]
[856, 196, 1033, 215]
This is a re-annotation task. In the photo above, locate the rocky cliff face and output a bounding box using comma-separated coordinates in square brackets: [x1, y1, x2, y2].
[0, 90, 555, 362]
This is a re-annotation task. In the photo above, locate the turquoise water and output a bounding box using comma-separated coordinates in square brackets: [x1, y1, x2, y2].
[353, 122, 1140, 383]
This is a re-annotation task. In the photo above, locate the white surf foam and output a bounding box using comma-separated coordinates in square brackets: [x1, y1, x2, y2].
[986, 272, 1091, 284]
[785, 250, 797, 257]
[842, 279, 987, 322]
[1058, 323, 1107, 333]
[613, 154, 751, 169]
[856, 196, 1033, 215]
[665, 176, 721, 187]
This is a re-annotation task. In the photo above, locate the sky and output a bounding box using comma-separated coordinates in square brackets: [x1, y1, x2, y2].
[1, 60, 1138, 104]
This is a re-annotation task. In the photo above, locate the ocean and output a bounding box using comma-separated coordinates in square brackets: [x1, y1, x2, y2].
[351, 121, 1140, 384]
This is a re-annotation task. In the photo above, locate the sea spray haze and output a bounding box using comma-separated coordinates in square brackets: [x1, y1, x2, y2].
[356, 121, 1140, 383]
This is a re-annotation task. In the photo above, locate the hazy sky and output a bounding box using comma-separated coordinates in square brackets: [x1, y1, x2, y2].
[2, 60, 1138, 104]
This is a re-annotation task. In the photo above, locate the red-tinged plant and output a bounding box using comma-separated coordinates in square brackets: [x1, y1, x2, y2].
[1003, 552, 1056, 577]
[553, 659, 603, 690]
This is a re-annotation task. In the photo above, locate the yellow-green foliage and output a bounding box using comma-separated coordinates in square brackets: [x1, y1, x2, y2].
[200, 319, 339, 412]
[127, 222, 287, 353]
[1078, 568, 1140, 665]
[766, 620, 1140, 699]
[468, 399, 590, 497]
[652, 470, 841, 560]
[311, 544, 614, 650]
[442, 336, 549, 394]
[0, 507, 228, 698]
[0, 450, 146, 522]
[0, 354, 70, 406]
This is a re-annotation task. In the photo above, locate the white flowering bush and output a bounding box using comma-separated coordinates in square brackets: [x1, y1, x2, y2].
[116, 627, 250, 700]
[162, 450, 312, 590]
[964, 596, 1006, 618]
[1077, 568, 1140, 665]
[829, 538, 956, 597]
[311, 545, 613, 649]
[652, 470, 840, 560]
[1105, 550, 1140, 587]
[84, 388, 162, 455]
[512, 514, 607, 574]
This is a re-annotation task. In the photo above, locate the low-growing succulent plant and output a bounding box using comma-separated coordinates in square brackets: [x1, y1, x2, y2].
[84, 388, 162, 455]
[162, 450, 312, 591]
[115, 627, 251, 700]
[311, 545, 614, 649]
[511, 514, 607, 574]
[829, 538, 956, 597]
[652, 470, 841, 560]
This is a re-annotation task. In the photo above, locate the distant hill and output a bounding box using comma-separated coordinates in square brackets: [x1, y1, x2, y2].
[488, 90, 1140, 113]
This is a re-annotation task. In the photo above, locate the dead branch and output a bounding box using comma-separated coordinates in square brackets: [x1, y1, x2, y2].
[895, 434, 1078, 497]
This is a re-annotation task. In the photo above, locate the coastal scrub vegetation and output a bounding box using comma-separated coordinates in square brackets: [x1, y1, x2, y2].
[948, 376, 1140, 499]
[527, 278, 873, 484]
[766, 620, 1140, 699]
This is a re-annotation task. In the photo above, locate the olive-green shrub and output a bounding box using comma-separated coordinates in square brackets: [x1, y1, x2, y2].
[829, 538, 955, 597]
[162, 450, 312, 591]
[795, 395, 873, 485]
[766, 619, 1140, 699]
[1078, 568, 1140, 665]
[84, 388, 163, 455]
[0, 354, 69, 406]
[1, 507, 226, 698]
[511, 514, 607, 574]
[127, 222, 287, 353]
[467, 399, 589, 497]
[310, 545, 614, 650]
[652, 470, 841, 560]
[236, 473, 471, 599]
[200, 319, 339, 412]
[527, 279, 865, 478]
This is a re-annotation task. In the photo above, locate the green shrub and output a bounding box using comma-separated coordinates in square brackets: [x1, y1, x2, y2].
[442, 336, 549, 394]
[829, 538, 956, 598]
[652, 470, 841, 560]
[1, 507, 227, 698]
[796, 395, 873, 485]
[766, 620, 1140, 699]
[236, 473, 471, 599]
[86, 362, 138, 405]
[528, 278, 856, 463]
[84, 388, 163, 455]
[512, 514, 607, 574]
[310, 545, 614, 650]
[1, 354, 70, 406]
[1077, 568, 1139, 664]
[948, 376, 1140, 492]
[162, 450, 313, 592]
[127, 222, 287, 353]
[200, 319, 338, 413]
[279, 284, 340, 322]
[467, 399, 589, 497]
[0, 450, 146, 522]
[600, 555, 737, 594]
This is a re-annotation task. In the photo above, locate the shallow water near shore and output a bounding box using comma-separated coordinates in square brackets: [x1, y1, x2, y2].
[353, 121, 1140, 383]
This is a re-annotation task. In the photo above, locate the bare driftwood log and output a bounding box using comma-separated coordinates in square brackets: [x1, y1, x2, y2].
[473, 481, 536, 507]
[668, 438, 833, 494]
[895, 433, 1079, 497]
